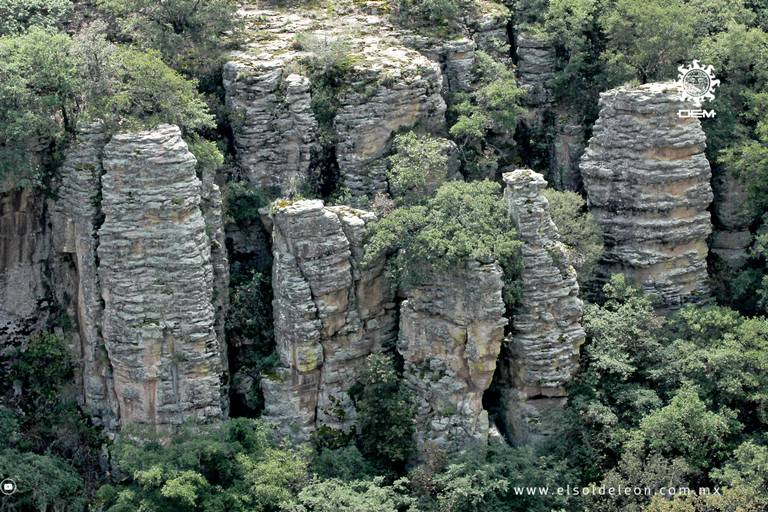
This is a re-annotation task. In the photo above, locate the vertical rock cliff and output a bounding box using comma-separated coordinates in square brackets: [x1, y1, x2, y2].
[97, 125, 226, 429]
[580, 83, 713, 308]
[56, 123, 118, 430]
[498, 169, 584, 444]
[398, 262, 507, 456]
[223, 9, 445, 199]
[264, 200, 396, 441]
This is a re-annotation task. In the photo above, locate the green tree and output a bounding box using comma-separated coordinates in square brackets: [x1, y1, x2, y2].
[96, 419, 309, 512]
[0, 27, 79, 186]
[543, 188, 603, 287]
[352, 354, 415, 471]
[363, 180, 521, 295]
[387, 132, 452, 206]
[284, 477, 416, 512]
[449, 51, 525, 180]
[600, 0, 695, 83]
[96, 0, 242, 85]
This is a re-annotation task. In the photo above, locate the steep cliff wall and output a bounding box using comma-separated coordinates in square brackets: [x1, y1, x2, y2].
[580, 83, 713, 308]
[55, 123, 118, 430]
[263, 200, 396, 441]
[398, 262, 507, 456]
[498, 169, 584, 444]
[711, 172, 753, 269]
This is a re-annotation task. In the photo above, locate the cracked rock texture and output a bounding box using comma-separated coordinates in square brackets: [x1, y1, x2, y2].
[398, 262, 507, 456]
[55, 123, 119, 430]
[580, 83, 713, 308]
[97, 125, 226, 430]
[224, 8, 445, 199]
[264, 199, 396, 441]
[499, 169, 584, 445]
[515, 31, 555, 108]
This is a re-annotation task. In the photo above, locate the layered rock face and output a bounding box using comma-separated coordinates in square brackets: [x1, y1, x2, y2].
[0, 187, 53, 343]
[499, 169, 584, 444]
[515, 31, 555, 108]
[95, 125, 226, 429]
[223, 8, 445, 199]
[55, 123, 118, 430]
[398, 262, 507, 456]
[580, 83, 713, 308]
[263, 200, 396, 441]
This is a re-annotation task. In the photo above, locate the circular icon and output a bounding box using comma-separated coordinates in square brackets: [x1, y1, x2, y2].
[1, 478, 16, 496]
[682, 68, 711, 98]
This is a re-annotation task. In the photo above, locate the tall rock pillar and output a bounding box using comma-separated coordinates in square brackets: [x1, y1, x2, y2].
[579, 83, 713, 308]
[500, 169, 584, 445]
[98, 125, 225, 430]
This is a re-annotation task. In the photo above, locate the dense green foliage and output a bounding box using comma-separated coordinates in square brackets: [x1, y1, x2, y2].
[449, 51, 525, 180]
[543, 189, 604, 287]
[96, 0, 242, 87]
[387, 132, 450, 206]
[0, 0, 72, 35]
[352, 354, 416, 471]
[363, 180, 521, 293]
[1, 332, 105, 509]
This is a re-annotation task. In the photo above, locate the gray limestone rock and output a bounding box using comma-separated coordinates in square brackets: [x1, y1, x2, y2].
[224, 8, 445, 199]
[711, 172, 753, 269]
[398, 261, 507, 457]
[580, 83, 713, 308]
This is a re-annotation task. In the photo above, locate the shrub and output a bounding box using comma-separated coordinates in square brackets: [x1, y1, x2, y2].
[391, 0, 465, 32]
[387, 132, 451, 206]
[542, 188, 603, 287]
[363, 180, 521, 294]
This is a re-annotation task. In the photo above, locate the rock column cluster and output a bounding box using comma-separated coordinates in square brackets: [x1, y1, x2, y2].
[580, 83, 713, 308]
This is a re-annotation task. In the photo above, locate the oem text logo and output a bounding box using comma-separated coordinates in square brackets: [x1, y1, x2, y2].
[678, 60, 719, 118]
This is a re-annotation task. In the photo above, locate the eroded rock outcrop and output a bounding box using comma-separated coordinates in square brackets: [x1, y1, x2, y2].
[263, 199, 396, 441]
[498, 169, 584, 444]
[223, 8, 445, 199]
[398, 262, 507, 456]
[97, 125, 225, 429]
[580, 83, 713, 308]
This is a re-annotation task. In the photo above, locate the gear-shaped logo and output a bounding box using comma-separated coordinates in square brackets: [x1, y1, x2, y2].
[677, 60, 719, 107]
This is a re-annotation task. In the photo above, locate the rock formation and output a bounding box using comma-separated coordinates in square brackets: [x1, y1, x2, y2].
[580, 83, 713, 308]
[55, 123, 119, 430]
[223, 8, 445, 199]
[515, 31, 555, 108]
[398, 262, 507, 456]
[97, 125, 226, 429]
[498, 169, 584, 445]
[263, 199, 396, 441]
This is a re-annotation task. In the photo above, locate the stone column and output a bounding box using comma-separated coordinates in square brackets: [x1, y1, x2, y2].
[579, 82, 713, 308]
[500, 169, 584, 445]
[98, 125, 225, 430]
